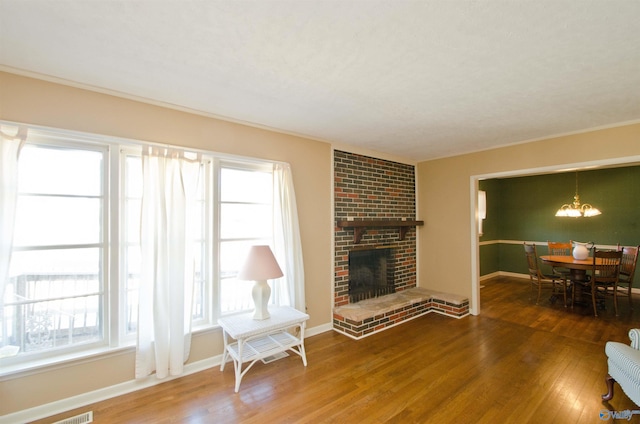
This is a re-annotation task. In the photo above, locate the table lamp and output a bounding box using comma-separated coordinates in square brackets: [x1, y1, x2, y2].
[237, 245, 283, 320]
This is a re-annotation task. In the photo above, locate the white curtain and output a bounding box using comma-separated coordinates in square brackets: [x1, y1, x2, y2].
[0, 125, 27, 303]
[272, 163, 305, 312]
[136, 147, 202, 379]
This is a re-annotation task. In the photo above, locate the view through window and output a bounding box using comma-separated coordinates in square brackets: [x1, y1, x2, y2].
[3, 144, 105, 355]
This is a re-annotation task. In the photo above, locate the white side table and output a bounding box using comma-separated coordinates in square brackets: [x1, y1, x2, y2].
[218, 306, 310, 392]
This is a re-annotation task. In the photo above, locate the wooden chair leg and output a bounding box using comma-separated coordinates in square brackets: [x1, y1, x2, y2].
[592, 284, 598, 317]
[602, 374, 616, 401]
[562, 280, 567, 307]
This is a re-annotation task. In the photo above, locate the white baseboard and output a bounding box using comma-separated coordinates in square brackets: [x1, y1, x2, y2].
[306, 322, 333, 337]
[479, 271, 501, 281]
[480, 271, 528, 281]
[0, 322, 333, 424]
[0, 355, 220, 424]
[498, 271, 529, 280]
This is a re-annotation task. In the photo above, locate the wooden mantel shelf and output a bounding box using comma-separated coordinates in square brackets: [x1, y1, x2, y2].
[336, 220, 424, 244]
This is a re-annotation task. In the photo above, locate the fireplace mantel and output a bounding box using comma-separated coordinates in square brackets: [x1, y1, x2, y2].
[337, 219, 424, 244]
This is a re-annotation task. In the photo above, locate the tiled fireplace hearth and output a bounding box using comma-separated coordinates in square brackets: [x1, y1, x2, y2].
[333, 150, 468, 339]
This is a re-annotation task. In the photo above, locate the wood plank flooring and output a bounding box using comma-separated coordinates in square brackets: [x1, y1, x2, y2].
[32, 276, 640, 423]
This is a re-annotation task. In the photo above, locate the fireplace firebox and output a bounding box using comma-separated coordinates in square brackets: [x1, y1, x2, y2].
[348, 248, 395, 303]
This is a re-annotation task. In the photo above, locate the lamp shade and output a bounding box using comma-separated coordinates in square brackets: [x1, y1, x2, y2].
[238, 245, 283, 281]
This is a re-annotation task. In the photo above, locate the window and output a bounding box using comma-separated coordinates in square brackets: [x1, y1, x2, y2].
[0, 124, 287, 369]
[218, 163, 274, 315]
[3, 143, 107, 356]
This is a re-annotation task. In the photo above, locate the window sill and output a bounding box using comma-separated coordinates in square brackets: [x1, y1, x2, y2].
[0, 344, 135, 381]
[0, 325, 222, 381]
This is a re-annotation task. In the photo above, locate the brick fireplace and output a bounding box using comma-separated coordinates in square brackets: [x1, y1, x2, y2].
[334, 150, 418, 305]
[334, 150, 422, 336]
[333, 151, 469, 338]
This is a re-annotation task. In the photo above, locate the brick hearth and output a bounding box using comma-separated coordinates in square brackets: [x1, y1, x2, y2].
[333, 287, 469, 339]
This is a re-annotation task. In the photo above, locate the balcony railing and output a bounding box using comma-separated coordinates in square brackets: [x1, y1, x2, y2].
[1, 273, 102, 355]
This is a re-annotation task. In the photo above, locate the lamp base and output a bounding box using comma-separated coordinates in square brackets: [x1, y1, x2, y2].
[252, 280, 271, 320]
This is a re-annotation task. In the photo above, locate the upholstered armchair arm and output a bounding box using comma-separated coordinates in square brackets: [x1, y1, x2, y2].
[603, 338, 640, 404]
[630, 329, 640, 350]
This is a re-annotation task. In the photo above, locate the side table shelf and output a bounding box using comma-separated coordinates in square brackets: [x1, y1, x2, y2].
[226, 331, 302, 363]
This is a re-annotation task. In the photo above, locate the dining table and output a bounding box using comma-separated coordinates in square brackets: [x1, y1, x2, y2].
[539, 255, 599, 283]
[539, 255, 606, 305]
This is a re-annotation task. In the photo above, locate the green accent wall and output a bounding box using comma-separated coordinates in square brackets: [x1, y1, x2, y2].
[479, 166, 640, 286]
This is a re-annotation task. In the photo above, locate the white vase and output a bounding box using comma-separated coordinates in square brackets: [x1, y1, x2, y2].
[572, 241, 593, 260]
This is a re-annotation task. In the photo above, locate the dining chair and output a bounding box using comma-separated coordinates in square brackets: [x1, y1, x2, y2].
[524, 243, 567, 306]
[547, 240, 573, 280]
[576, 249, 623, 317]
[617, 244, 640, 310]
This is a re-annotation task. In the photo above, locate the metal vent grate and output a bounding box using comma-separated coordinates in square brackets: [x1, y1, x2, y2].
[261, 351, 289, 364]
[53, 411, 93, 424]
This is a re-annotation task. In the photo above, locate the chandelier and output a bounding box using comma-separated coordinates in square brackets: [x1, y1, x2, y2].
[555, 172, 601, 217]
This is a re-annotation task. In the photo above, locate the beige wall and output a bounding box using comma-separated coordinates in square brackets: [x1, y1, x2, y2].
[417, 123, 640, 312]
[0, 71, 333, 415]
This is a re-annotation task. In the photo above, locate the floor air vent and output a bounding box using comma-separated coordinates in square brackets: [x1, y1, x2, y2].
[53, 411, 93, 424]
[261, 351, 289, 364]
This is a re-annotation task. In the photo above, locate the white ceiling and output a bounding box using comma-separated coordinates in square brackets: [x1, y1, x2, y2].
[1, 1, 640, 161]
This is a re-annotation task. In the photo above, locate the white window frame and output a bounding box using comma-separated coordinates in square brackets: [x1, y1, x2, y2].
[1, 132, 111, 366]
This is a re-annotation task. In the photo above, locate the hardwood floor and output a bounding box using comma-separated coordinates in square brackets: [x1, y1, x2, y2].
[32, 276, 639, 423]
